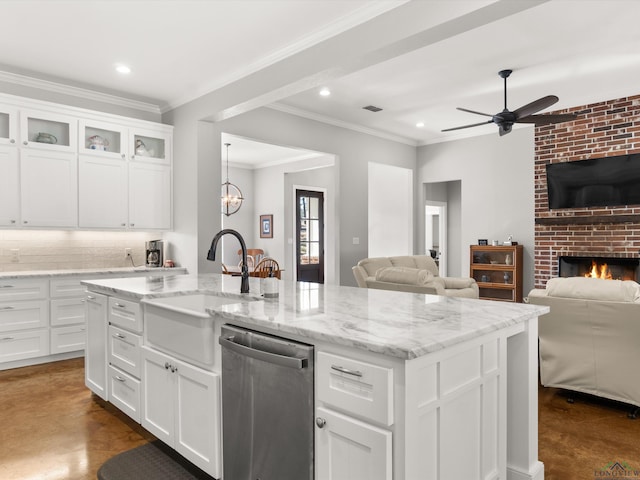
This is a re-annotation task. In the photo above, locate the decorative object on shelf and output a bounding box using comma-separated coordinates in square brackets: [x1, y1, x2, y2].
[478, 239, 488, 245]
[221, 142, 243, 216]
[504, 272, 510, 283]
[492, 240, 499, 246]
[35, 132, 57, 144]
[503, 234, 514, 246]
[135, 138, 149, 156]
[88, 134, 109, 151]
[260, 214, 273, 239]
[505, 254, 512, 265]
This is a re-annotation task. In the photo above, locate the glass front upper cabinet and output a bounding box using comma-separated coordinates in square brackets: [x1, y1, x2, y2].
[79, 119, 127, 160]
[129, 127, 171, 164]
[0, 106, 18, 146]
[20, 110, 77, 152]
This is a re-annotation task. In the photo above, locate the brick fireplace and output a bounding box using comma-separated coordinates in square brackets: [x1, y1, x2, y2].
[534, 95, 640, 288]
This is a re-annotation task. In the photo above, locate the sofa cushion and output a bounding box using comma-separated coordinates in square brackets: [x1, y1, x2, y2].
[375, 266, 434, 286]
[356, 257, 393, 277]
[545, 277, 640, 303]
[388, 256, 439, 276]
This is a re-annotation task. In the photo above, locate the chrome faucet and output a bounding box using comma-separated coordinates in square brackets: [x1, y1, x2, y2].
[207, 229, 249, 293]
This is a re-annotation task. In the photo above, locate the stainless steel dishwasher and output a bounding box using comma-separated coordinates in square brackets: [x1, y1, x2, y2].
[219, 324, 314, 480]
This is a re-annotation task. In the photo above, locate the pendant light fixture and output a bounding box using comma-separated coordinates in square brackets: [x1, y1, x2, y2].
[221, 142, 243, 216]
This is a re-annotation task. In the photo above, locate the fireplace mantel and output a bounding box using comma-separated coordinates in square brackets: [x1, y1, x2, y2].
[535, 214, 640, 226]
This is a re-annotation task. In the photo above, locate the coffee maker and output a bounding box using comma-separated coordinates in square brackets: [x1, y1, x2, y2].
[145, 240, 164, 268]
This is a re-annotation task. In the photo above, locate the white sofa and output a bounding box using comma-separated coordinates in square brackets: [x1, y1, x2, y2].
[527, 276, 640, 409]
[352, 255, 479, 298]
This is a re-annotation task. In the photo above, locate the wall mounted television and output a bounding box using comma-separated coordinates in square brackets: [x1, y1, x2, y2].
[546, 154, 640, 209]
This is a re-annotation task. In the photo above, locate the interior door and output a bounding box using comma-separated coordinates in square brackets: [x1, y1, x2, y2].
[296, 190, 324, 283]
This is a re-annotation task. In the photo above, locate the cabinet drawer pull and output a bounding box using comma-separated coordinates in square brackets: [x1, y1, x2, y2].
[0, 285, 14, 288]
[114, 333, 126, 339]
[114, 376, 126, 383]
[1, 336, 15, 341]
[0, 306, 15, 310]
[164, 362, 170, 370]
[114, 303, 126, 308]
[86, 295, 95, 300]
[330, 365, 363, 377]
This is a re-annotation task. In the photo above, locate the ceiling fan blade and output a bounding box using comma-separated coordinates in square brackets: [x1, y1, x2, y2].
[516, 113, 577, 125]
[442, 120, 493, 132]
[456, 107, 493, 117]
[513, 95, 559, 119]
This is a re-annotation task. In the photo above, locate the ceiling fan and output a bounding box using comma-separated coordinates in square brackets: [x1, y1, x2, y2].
[442, 69, 577, 136]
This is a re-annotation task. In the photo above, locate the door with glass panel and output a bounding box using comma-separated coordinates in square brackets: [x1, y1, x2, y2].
[296, 190, 324, 284]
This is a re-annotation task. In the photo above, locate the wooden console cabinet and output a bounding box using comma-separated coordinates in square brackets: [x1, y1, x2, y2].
[470, 245, 523, 302]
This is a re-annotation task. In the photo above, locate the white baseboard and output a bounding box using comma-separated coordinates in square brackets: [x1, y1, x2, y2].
[508, 461, 545, 480]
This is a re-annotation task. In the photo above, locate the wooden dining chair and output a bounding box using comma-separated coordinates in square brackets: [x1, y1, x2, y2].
[254, 257, 281, 279]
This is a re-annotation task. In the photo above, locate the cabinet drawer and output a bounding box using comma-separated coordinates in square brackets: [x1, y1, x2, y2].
[108, 365, 141, 422]
[50, 278, 86, 298]
[0, 300, 49, 333]
[0, 279, 48, 302]
[108, 297, 142, 333]
[317, 352, 394, 426]
[0, 329, 49, 362]
[51, 297, 85, 326]
[51, 324, 85, 354]
[108, 325, 141, 378]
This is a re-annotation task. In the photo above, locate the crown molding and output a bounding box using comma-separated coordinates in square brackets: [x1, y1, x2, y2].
[268, 102, 418, 147]
[0, 70, 163, 114]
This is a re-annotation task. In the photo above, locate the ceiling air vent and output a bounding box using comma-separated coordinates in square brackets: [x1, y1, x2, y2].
[363, 105, 383, 112]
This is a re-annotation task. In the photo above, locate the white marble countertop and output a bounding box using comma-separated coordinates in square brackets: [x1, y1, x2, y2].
[0, 266, 187, 280]
[83, 273, 548, 360]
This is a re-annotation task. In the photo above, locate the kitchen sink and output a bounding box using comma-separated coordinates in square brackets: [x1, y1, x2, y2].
[142, 293, 258, 368]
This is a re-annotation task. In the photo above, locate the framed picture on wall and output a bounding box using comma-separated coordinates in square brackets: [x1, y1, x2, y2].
[260, 214, 273, 238]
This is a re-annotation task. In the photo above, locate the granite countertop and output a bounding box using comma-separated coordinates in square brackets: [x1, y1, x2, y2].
[0, 266, 187, 280]
[83, 273, 549, 360]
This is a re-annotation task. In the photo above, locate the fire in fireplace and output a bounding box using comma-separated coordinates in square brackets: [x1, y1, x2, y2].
[559, 256, 640, 282]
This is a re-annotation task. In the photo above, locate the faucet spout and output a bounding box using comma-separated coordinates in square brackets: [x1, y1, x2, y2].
[207, 229, 250, 293]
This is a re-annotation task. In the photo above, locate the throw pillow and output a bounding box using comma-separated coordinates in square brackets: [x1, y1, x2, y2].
[546, 277, 640, 302]
[375, 266, 434, 285]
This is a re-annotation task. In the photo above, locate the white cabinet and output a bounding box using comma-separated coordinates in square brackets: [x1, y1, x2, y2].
[0, 105, 18, 145]
[315, 351, 394, 480]
[78, 155, 128, 228]
[78, 119, 171, 230]
[0, 279, 50, 363]
[20, 149, 77, 227]
[0, 144, 19, 226]
[85, 292, 108, 400]
[316, 407, 392, 480]
[141, 346, 221, 478]
[50, 278, 87, 354]
[129, 161, 171, 230]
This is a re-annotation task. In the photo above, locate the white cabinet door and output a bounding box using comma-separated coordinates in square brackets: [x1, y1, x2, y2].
[20, 109, 77, 153]
[78, 155, 128, 228]
[141, 346, 174, 444]
[85, 292, 108, 400]
[20, 149, 77, 227]
[78, 119, 128, 160]
[174, 357, 221, 478]
[141, 347, 221, 478]
[0, 105, 18, 145]
[0, 145, 19, 226]
[316, 407, 392, 480]
[129, 162, 171, 230]
[129, 127, 171, 164]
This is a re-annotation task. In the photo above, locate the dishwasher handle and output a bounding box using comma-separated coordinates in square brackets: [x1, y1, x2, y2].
[219, 335, 306, 369]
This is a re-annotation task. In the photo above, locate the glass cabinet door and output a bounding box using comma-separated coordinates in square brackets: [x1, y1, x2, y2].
[79, 119, 127, 160]
[0, 106, 18, 146]
[129, 127, 171, 164]
[20, 110, 77, 152]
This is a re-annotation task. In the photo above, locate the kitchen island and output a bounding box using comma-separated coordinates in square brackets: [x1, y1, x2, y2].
[83, 273, 548, 480]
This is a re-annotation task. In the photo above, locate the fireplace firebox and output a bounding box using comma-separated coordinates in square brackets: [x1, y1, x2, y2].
[559, 256, 640, 282]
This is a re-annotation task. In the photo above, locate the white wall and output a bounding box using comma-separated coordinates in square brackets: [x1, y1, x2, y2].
[417, 127, 535, 293]
[221, 165, 254, 266]
[368, 162, 413, 257]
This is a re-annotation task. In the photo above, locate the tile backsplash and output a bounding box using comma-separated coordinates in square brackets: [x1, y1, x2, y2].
[0, 230, 163, 272]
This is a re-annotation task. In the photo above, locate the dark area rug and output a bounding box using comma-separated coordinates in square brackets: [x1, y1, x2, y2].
[97, 441, 214, 480]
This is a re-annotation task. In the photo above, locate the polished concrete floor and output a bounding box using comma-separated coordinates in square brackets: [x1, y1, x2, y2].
[1, 358, 640, 480]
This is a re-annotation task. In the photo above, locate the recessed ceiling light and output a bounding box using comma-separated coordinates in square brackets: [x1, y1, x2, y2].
[319, 88, 331, 97]
[115, 64, 131, 74]
[416, 122, 425, 128]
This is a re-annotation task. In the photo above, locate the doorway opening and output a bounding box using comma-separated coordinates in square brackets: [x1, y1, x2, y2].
[296, 189, 324, 284]
[425, 202, 447, 277]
